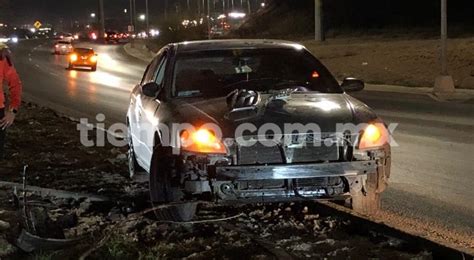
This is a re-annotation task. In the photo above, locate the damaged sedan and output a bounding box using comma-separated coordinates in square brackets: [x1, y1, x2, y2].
[127, 40, 391, 221]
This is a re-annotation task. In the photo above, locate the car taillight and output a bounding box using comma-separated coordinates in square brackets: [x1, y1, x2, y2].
[180, 129, 226, 154]
[358, 123, 389, 150]
[90, 56, 97, 63]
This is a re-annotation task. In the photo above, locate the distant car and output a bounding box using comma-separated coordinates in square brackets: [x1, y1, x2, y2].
[55, 33, 74, 42]
[68, 48, 97, 71]
[127, 39, 392, 221]
[53, 41, 73, 55]
[105, 31, 119, 44]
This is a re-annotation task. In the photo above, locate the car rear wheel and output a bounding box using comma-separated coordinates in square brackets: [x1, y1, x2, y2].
[91, 65, 97, 71]
[350, 172, 381, 216]
[67, 63, 73, 70]
[149, 146, 196, 222]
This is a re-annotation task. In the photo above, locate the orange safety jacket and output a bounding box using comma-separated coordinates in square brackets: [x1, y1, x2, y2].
[0, 57, 22, 110]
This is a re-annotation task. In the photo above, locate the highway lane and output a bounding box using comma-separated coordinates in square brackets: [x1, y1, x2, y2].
[10, 40, 474, 249]
[12, 39, 147, 123]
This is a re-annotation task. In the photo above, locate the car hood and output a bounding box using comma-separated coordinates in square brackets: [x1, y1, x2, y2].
[170, 92, 377, 136]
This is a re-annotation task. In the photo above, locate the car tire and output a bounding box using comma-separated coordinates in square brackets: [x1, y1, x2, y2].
[68, 63, 73, 70]
[127, 128, 144, 179]
[149, 146, 196, 222]
[350, 172, 381, 216]
[91, 65, 97, 71]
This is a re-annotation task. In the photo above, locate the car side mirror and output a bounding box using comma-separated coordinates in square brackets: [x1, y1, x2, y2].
[142, 82, 160, 98]
[341, 77, 365, 92]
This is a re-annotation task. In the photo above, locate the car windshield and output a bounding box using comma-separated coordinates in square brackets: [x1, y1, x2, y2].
[75, 48, 93, 55]
[172, 48, 342, 98]
[58, 41, 71, 44]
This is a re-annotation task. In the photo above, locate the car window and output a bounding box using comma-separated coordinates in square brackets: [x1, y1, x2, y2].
[172, 48, 342, 98]
[154, 53, 168, 86]
[141, 56, 161, 85]
[75, 49, 93, 55]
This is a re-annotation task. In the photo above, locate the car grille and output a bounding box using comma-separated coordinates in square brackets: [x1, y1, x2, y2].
[237, 134, 341, 165]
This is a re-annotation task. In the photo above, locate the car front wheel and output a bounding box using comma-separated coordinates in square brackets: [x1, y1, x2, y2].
[350, 172, 381, 216]
[149, 146, 197, 222]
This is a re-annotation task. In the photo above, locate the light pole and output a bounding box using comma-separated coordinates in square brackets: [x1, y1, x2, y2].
[434, 0, 455, 94]
[314, 0, 323, 41]
[99, 0, 105, 40]
[145, 0, 150, 34]
[207, 0, 211, 40]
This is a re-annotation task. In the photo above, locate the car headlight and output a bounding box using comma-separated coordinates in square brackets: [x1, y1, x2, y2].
[180, 128, 226, 154]
[11, 37, 18, 43]
[90, 55, 97, 63]
[70, 54, 78, 62]
[358, 123, 389, 150]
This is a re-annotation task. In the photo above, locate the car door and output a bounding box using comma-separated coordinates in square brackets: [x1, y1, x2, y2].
[137, 51, 169, 169]
[131, 55, 161, 165]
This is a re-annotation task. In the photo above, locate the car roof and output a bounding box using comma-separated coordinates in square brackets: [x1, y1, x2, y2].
[173, 39, 306, 53]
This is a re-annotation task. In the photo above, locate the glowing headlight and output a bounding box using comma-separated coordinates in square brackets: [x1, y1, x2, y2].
[358, 123, 389, 150]
[70, 54, 78, 62]
[180, 128, 226, 154]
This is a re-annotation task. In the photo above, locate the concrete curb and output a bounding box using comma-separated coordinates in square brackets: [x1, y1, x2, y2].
[123, 43, 154, 63]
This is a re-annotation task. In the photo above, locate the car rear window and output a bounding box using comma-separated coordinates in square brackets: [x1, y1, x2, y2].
[58, 41, 71, 44]
[172, 48, 342, 98]
[74, 49, 94, 55]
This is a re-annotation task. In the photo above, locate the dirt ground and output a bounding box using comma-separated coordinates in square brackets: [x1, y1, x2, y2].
[0, 103, 468, 259]
[301, 37, 474, 89]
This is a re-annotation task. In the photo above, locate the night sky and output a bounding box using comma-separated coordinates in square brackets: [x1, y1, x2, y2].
[1, 0, 153, 25]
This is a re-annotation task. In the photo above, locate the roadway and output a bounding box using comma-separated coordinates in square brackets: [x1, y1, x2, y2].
[10, 39, 474, 251]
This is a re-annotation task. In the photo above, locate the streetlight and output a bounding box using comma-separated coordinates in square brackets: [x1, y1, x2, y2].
[139, 14, 146, 21]
[124, 9, 128, 14]
[434, 0, 455, 94]
[90, 13, 96, 18]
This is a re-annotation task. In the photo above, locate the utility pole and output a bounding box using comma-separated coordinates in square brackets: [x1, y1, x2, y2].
[145, 0, 150, 33]
[164, 0, 168, 20]
[314, 0, 323, 41]
[247, 0, 251, 14]
[434, 0, 455, 94]
[129, 0, 135, 47]
[440, 0, 448, 76]
[129, 0, 134, 30]
[99, 0, 105, 40]
[207, 0, 211, 39]
[133, 0, 137, 28]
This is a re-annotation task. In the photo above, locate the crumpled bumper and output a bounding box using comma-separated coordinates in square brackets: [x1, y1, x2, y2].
[184, 160, 377, 203]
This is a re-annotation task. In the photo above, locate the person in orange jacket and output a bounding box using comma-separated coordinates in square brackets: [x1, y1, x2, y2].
[0, 43, 22, 159]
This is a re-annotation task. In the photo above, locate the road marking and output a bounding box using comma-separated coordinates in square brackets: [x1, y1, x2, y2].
[35, 64, 40, 68]
[49, 72, 58, 76]
[28, 58, 32, 62]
